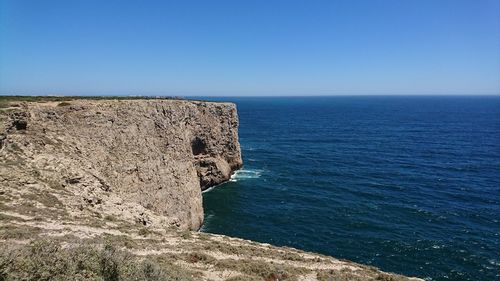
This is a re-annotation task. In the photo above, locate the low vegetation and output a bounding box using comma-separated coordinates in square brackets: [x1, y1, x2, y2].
[0, 240, 195, 281]
[0, 95, 186, 109]
[215, 259, 309, 281]
[0, 95, 185, 103]
[317, 269, 410, 281]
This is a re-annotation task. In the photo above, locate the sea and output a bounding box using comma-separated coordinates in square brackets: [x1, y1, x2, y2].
[199, 96, 500, 281]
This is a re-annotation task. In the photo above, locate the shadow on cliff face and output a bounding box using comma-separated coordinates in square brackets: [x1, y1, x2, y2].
[191, 137, 208, 156]
[191, 135, 242, 192]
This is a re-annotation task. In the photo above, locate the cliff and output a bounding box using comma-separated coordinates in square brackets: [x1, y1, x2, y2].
[0, 98, 422, 281]
[0, 99, 242, 231]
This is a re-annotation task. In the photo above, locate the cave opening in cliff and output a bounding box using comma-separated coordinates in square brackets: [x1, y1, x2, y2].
[191, 137, 208, 155]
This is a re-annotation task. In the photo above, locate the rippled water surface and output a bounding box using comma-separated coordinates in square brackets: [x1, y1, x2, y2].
[201, 96, 500, 281]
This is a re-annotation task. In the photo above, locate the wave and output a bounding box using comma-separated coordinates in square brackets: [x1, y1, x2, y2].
[202, 169, 264, 193]
[229, 169, 263, 182]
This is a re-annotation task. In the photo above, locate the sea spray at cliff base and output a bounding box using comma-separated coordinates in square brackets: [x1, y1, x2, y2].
[201, 96, 500, 281]
[201, 169, 262, 193]
[229, 169, 263, 182]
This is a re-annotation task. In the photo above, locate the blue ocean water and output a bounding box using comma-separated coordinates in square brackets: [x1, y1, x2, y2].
[201, 96, 500, 281]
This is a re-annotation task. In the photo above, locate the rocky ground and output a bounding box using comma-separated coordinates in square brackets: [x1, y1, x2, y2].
[0, 97, 423, 281]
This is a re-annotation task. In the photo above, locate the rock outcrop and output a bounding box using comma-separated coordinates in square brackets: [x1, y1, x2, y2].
[0, 99, 242, 231]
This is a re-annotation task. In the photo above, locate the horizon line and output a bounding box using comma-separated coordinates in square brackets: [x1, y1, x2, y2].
[1, 93, 500, 98]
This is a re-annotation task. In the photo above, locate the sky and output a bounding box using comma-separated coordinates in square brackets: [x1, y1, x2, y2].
[0, 0, 499, 96]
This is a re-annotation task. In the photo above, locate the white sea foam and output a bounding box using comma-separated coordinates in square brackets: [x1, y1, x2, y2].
[202, 186, 216, 193]
[229, 169, 263, 182]
[202, 169, 263, 193]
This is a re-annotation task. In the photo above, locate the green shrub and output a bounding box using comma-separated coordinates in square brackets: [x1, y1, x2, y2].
[0, 240, 194, 281]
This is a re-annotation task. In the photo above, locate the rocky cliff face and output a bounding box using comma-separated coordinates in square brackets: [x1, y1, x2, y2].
[0, 99, 242, 231]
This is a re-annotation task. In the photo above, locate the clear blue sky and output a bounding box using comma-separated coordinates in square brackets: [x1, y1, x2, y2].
[1, 0, 499, 96]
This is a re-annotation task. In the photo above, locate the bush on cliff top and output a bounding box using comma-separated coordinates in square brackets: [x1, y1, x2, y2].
[0, 240, 194, 281]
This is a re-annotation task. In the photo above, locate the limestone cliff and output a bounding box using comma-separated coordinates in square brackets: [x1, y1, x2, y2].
[0, 99, 242, 231]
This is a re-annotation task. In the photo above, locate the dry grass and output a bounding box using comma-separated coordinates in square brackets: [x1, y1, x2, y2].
[0, 225, 42, 240]
[0, 95, 184, 103]
[21, 192, 63, 209]
[194, 240, 309, 263]
[184, 252, 216, 264]
[215, 258, 309, 281]
[317, 268, 410, 281]
[225, 275, 261, 281]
